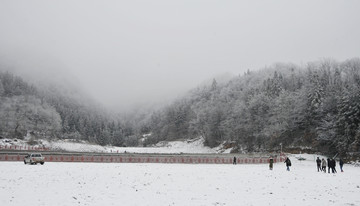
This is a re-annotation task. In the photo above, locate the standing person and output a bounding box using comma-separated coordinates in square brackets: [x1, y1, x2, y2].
[233, 156, 237, 165]
[332, 159, 337, 173]
[284, 157, 291, 171]
[327, 158, 331, 173]
[339, 158, 344, 172]
[321, 158, 326, 173]
[329, 158, 337, 173]
[316, 157, 322, 172]
[269, 157, 274, 170]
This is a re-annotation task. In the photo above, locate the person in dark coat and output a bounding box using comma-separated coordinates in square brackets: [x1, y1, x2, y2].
[316, 157, 322, 172]
[269, 157, 274, 170]
[284, 157, 291, 171]
[332, 159, 337, 173]
[329, 158, 337, 173]
[233, 156, 237, 165]
[339, 158, 344, 172]
[327, 158, 331, 173]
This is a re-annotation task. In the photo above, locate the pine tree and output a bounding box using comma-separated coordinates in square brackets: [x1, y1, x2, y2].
[0, 79, 4, 96]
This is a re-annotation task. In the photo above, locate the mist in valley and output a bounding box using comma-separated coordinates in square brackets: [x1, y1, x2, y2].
[1, 0, 360, 112]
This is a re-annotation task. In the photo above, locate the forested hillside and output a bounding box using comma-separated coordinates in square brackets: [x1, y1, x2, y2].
[1, 58, 359, 158]
[0, 71, 133, 146]
[143, 59, 360, 158]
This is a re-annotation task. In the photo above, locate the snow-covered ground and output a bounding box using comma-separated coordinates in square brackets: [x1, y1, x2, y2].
[47, 138, 220, 154]
[0, 137, 229, 154]
[1, 154, 359, 206]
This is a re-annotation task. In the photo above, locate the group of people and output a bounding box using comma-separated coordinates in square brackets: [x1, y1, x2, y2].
[316, 157, 344, 173]
[236, 155, 345, 173]
[270, 156, 344, 173]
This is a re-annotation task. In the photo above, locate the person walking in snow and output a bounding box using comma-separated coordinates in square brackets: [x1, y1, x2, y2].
[269, 157, 274, 170]
[339, 158, 344, 172]
[284, 157, 291, 171]
[321, 158, 326, 173]
[332, 159, 337, 173]
[327, 158, 331, 173]
[233, 156, 237, 165]
[329, 158, 337, 173]
[316, 157, 322, 172]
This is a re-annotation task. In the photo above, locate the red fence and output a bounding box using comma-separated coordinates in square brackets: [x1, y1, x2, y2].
[0, 154, 286, 164]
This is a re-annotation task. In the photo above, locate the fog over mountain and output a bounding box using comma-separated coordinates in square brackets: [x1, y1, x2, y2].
[1, 0, 360, 111]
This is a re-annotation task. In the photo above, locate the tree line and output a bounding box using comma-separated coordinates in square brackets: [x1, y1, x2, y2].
[143, 58, 360, 158]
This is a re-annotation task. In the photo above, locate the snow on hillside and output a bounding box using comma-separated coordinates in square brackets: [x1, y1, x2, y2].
[1, 156, 360, 206]
[0, 137, 227, 154]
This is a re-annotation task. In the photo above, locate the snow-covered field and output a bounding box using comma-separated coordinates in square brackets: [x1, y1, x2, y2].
[46, 138, 222, 154]
[1, 137, 231, 154]
[1, 155, 359, 206]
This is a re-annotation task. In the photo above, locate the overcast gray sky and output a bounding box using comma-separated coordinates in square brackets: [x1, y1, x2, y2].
[1, 0, 360, 111]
